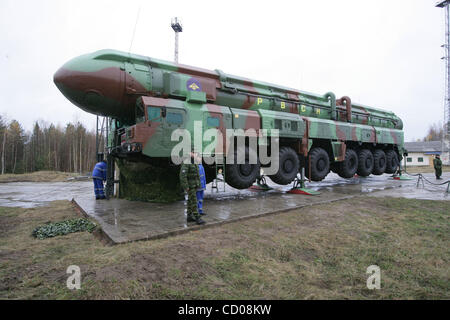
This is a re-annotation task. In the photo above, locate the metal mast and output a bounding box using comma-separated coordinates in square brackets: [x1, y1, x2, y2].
[437, 1, 450, 137]
[95, 115, 108, 162]
[171, 17, 183, 63]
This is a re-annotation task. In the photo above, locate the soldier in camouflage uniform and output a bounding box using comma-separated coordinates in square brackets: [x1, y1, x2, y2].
[434, 154, 443, 180]
[180, 152, 206, 225]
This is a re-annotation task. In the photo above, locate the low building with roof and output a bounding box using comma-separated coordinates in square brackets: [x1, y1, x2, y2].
[404, 140, 450, 166]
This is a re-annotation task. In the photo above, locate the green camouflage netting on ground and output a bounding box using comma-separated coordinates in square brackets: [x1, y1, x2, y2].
[117, 159, 183, 203]
[32, 218, 96, 239]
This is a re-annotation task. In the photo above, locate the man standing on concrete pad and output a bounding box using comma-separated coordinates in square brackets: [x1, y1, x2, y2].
[180, 152, 206, 225]
[197, 159, 207, 216]
[434, 155, 443, 180]
[92, 159, 107, 199]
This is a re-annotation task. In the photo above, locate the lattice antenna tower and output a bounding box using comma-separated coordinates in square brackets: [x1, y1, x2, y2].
[171, 17, 183, 63]
[437, 1, 450, 138]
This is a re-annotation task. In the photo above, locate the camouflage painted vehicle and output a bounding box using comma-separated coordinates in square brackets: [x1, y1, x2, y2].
[54, 49, 405, 191]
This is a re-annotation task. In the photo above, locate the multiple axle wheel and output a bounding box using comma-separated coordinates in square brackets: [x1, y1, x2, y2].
[329, 148, 398, 180]
[219, 145, 399, 190]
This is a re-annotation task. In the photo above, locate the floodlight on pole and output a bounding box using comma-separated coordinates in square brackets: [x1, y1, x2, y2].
[171, 17, 183, 63]
[436, 0, 450, 8]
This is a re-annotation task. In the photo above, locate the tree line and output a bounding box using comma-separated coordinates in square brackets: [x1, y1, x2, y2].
[422, 122, 446, 142]
[0, 115, 98, 175]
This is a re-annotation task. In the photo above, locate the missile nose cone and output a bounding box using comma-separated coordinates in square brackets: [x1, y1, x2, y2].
[53, 50, 128, 118]
[53, 67, 70, 88]
[53, 66, 85, 108]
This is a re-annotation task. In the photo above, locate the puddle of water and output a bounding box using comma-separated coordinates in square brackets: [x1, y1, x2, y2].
[0, 181, 92, 207]
[0, 172, 448, 210]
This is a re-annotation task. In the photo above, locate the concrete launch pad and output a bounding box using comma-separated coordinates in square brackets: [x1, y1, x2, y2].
[0, 173, 448, 244]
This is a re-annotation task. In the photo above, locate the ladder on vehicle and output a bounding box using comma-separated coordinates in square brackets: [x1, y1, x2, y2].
[211, 161, 226, 192]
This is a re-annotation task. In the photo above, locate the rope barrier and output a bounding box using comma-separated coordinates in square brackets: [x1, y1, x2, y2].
[401, 165, 450, 192]
[402, 169, 450, 186]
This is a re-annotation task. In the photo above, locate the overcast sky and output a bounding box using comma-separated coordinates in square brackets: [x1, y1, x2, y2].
[0, 0, 446, 141]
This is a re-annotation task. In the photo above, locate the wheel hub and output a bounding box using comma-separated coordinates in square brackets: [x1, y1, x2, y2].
[349, 157, 356, 168]
[283, 159, 294, 173]
[317, 158, 326, 171]
[240, 164, 252, 176]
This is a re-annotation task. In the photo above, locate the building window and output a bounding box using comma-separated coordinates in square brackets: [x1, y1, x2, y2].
[418, 157, 424, 163]
[407, 157, 412, 162]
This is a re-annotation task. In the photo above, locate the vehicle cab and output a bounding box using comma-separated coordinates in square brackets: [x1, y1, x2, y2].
[119, 96, 187, 158]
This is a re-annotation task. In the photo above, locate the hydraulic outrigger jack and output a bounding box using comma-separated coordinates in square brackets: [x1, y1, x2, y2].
[392, 174, 413, 181]
[104, 153, 119, 199]
[391, 163, 413, 181]
[288, 168, 320, 195]
[249, 176, 273, 191]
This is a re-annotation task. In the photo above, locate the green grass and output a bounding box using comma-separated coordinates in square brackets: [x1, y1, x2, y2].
[0, 197, 448, 299]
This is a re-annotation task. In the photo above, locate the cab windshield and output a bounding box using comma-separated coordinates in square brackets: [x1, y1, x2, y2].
[147, 106, 161, 122]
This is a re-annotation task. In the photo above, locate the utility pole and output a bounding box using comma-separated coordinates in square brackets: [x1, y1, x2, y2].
[171, 17, 183, 63]
[437, 1, 450, 164]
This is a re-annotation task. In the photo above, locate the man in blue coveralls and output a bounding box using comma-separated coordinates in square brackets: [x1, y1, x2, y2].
[197, 158, 207, 215]
[92, 160, 107, 200]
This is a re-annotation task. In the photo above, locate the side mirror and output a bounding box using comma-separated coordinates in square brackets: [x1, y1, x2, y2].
[161, 107, 167, 118]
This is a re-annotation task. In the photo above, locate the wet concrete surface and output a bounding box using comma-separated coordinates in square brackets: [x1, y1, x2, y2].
[0, 172, 448, 243]
[0, 181, 92, 208]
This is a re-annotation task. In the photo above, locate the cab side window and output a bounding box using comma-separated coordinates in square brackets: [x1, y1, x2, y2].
[207, 116, 220, 128]
[167, 112, 183, 125]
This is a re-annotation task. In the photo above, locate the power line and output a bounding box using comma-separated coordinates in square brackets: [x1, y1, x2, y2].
[129, 7, 141, 53]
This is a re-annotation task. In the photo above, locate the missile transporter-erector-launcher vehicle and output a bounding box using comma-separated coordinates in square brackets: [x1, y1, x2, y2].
[54, 49, 405, 194]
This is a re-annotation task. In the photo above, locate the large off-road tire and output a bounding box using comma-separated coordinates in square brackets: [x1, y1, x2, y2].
[372, 149, 386, 175]
[357, 149, 374, 177]
[337, 148, 359, 178]
[305, 147, 330, 181]
[225, 146, 260, 189]
[268, 146, 300, 185]
[385, 150, 399, 174]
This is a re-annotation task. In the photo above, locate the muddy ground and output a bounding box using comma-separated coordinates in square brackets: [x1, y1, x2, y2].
[0, 196, 448, 299]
